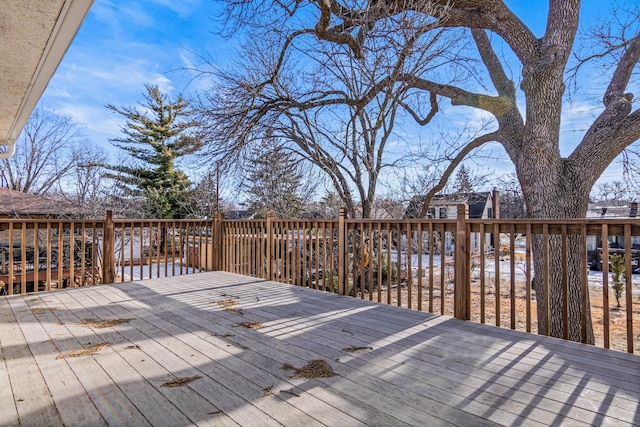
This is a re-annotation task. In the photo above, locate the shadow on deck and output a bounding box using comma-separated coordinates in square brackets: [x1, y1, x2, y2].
[0, 271, 638, 426]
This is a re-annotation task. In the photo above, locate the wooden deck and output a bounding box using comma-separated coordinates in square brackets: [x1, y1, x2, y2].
[1, 272, 638, 426]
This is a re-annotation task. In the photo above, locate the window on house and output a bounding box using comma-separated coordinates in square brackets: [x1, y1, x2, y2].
[428, 208, 436, 219]
[439, 207, 447, 219]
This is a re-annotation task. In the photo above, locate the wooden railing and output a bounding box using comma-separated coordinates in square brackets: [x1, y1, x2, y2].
[2, 208, 638, 353]
[0, 218, 105, 295]
[111, 217, 211, 282]
[219, 209, 639, 354]
[0, 212, 211, 295]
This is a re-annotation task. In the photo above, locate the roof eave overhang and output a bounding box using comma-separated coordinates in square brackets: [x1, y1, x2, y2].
[0, 0, 93, 159]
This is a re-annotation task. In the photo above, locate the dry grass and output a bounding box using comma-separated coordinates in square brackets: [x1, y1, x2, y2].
[342, 346, 373, 352]
[211, 332, 235, 338]
[262, 385, 274, 397]
[57, 342, 110, 359]
[214, 299, 243, 315]
[81, 318, 132, 329]
[235, 321, 263, 329]
[214, 299, 238, 309]
[161, 375, 202, 388]
[282, 359, 338, 379]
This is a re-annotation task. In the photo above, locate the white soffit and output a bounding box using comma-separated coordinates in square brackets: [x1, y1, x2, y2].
[0, 0, 93, 157]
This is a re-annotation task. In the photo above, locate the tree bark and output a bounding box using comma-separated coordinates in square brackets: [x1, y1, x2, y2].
[522, 179, 594, 344]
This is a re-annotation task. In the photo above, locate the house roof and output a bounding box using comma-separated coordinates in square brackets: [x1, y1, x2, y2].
[586, 201, 638, 218]
[404, 192, 493, 219]
[0, 188, 82, 218]
[0, 1, 92, 158]
[224, 210, 253, 220]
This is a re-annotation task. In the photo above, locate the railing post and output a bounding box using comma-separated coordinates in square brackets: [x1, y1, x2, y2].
[455, 204, 470, 320]
[338, 208, 346, 295]
[266, 210, 275, 280]
[102, 210, 115, 284]
[212, 212, 223, 271]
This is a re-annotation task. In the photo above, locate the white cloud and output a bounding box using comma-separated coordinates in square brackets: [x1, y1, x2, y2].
[149, 0, 204, 18]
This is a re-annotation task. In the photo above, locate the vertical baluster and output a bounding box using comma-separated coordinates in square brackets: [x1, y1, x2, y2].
[439, 224, 445, 315]
[417, 222, 423, 311]
[509, 224, 516, 329]
[8, 223, 14, 295]
[480, 223, 486, 324]
[580, 224, 589, 343]
[624, 224, 634, 353]
[542, 223, 550, 337]
[428, 222, 434, 313]
[494, 222, 501, 327]
[396, 224, 402, 307]
[70, 222, 75, 288]
[561, 224, 569, 340]
[33, 223, 39, 293]
[57, 222, 63, 289]
[601, 224, 610, 348]
[525, 224, 532, 333]
[46, 222, 52, 291]
[368, 222, 374, 301]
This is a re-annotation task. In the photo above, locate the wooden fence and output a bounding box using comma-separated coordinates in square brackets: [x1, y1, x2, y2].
[2, 209, 638, 353]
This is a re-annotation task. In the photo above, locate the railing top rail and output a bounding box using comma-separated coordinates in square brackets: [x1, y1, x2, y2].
[344, 218, 455, 224]
[270, 219, 338, 223]
[0, 218, 106, 223]
[340, 217, 640, 224]
[111, 219, 214, 224]
[222, 218, 339, 224]
[466, 217, 640, 224]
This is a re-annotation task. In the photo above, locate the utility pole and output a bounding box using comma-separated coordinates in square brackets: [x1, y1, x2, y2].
[215, 162, 220, 213]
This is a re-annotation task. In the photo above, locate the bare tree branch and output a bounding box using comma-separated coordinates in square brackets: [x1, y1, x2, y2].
[417, 130, 500, 217]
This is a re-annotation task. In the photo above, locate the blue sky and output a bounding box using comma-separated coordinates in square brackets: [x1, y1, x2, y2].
[37, 0, 626, 189]
[39, 0, 227, 153]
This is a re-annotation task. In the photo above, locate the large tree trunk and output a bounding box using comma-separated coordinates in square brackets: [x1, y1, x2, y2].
[519, 169, 595, 344]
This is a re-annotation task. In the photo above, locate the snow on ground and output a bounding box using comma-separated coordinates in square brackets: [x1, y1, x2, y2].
[117, 261, 198, 282]
[476, 257, 640, 296]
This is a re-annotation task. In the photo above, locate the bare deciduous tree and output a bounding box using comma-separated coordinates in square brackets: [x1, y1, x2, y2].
[0, 108, 83, 195]
[197, 8, 467, 218]
[65, 146, 108, 219]
[217, 0, 640, 343]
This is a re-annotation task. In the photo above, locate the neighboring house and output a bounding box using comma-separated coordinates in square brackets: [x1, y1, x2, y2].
[350, 199, 405, 219]
[586, 201, 640, 271]
[0, 189, 90, 293]
[224, 210, 253, 220]
[0, 188, 83, 219]
[404, 191, 497, 220]
[405, 191, 499, 254]
[0, 187, 85, 259]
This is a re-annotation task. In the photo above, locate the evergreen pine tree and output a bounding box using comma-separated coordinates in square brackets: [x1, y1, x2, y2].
[106, 84, 201, 219]
[454, 164, 473, 194]
[610, 254, 625, 309]
[244, 141, 306, 218]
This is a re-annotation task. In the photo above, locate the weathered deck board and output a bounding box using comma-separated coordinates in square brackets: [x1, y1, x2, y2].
[0, 271, 639, 426]
[0, 298, 63, 427]
[75, 281, 430, 426]
[47, 290, 279, 427]
[0, 298, 22, 426]
[10, 297, 108, 427]
[86, 284, 450, 425]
